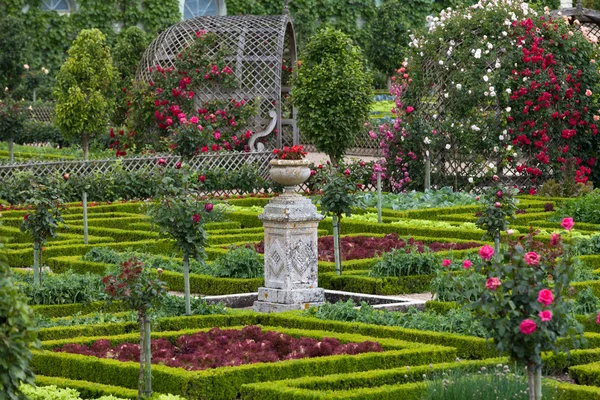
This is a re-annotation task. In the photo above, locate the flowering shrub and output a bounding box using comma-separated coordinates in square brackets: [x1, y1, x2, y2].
[376, 0, 600, 191]
[55, 326, 382, 370]
[272, 145, 307, 160]
[455, 223, 583, 399]
[475, 183, 519, 240]
[118, 31, 257, 157]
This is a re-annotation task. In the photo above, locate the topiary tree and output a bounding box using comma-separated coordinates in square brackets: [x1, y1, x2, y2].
[0, 231, 38, 400]
[293, 27, 373, 167]
[54, 28, 115, 160]
[0, 15, 28, 93]
[112, 27, 151, 127]
[365, 0, 429, 82]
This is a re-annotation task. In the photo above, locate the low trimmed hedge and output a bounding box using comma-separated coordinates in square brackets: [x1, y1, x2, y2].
[161, 270, 263, 295]
[320, 272, 433, 295]
[35, 375, 138, 399]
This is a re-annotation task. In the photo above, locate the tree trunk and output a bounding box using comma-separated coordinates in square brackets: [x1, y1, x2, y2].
[8, 139, 14, 162]
[33, 88, 37, 103]
[527, 363, 543, 400]
[83, 191, 89, 245]
[527, 363, 535, 400]
[39, 246, 43, 285]
[82, 133, 89, 161]
[143, 314, 152, 398]
[376, 172, 382, 224]
[535, 364, 542, 400]
[424, 151, 431, 190]
[33, 241, 39, 285]
[333, 214, 342, 275]
[138, 314, 144, 400]
[494, 232, 501, 262]
[183, 253, 191, 315]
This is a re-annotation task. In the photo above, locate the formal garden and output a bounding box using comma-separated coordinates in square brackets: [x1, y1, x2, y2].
[5, 0, 600, 399]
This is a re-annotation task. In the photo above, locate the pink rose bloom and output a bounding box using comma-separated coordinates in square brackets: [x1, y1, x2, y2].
[158, 158, 167, 166]
[214, 131, 221, 140]
[344, 169, 351, 176]
[192, 214, 201, 223]
[175, 161, 182, 170]
[596, 312, 600, 325]
[442, 259, 452, 267]
[496, 190, 503, 198]
[479, 245, 495, 261]
[550, 233, 561, 246]
[406, 106, 414, 113]
[204, 203, 213, 213]
[520, 319, 537, 335]
[561, 217, 574, 231]
[539, 310, 552, 322]
[537, 289, 554, 306]
[463, 259, 472, 269]
[524, 251, 540, 266]
[494, 202, 502, 208]
[586, 89, 593, 96]
[475, 196, 480, 201]
[486, 277, 501, 290]
[492, 175, 499, 181]
[190, 116, 199, 124]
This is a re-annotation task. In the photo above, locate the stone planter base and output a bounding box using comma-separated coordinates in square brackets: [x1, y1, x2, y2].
[253, 287, 325, 312]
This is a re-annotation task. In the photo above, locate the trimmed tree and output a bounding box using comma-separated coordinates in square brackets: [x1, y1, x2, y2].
[54, 28, 115, 160]
[293, 27, 372, 167]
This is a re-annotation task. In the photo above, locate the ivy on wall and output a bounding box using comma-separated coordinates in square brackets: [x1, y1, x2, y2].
[0, 0, 180, 81]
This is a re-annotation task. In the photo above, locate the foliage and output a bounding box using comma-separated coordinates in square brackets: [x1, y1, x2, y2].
[352, 187, 477, 210]
[293, 27, 372, 166]
[18, 121, 66, 147]
[54, 29, 115, 159]
[475, 185, 519, 240]
[318, 168, 358, 221]
[20, 177, 67, 246]
[365, 0, 428, 77]
[573, 286, 600, 315]
[55, 326, 382, 370]
[19, 383, 185, 400]
[430, 267, 486, 302]
[537, 160, 595, 198]
[16, 270, 105, 305]
[555, 190, 600, 224]
[111, 27, 151, 127]
[0, 245, 38, 398]
[455, 230, 584, 367]
[0, 15, 28, 92]
[209, 246, 264, 279]
[308, 300, 487, 337]
[0, 95, 27, 144]
[307, 160, 378, 192]
[423, 364, 556, 400]
[370, 246, 441, 277]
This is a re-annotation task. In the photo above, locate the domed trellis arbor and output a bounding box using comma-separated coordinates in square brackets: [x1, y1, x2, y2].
[136, 12, 298, 150]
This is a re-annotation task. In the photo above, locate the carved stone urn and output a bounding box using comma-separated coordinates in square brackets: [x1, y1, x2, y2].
[253, 158, 325, 312]
[269, 159, 311, 191]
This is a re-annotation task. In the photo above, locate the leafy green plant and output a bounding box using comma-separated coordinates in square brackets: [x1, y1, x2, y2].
[209, 246, 263, 279]
[0, 237, 38, 399]
[370, 246, 439, 277]
[17, 270, 105, 305]
[430, 268, 486, 303]
[102, 258, 167, 399]
[0, 93, 26, 161]
[307, 300, 486, 337]
[475, 184, 519, 242]
[573, 287, 600, 316]
[54, 29, 115, 160]
[20, 177, 68, 284]
[352, 187, 478, 210]
[293, 27, 372, 166]
[0, 15, 27, 92]
[555, 190, 600, 224]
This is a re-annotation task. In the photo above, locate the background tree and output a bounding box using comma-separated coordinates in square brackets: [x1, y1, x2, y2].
[0, 16, 28, 93]
[293, 27, 373, 167]
[365, 0, 428, 84]
[54, 28, 115, 160]
[112, 27, 151, 127]
[0, 94, 26, 162]
[0, 231, 38, 400]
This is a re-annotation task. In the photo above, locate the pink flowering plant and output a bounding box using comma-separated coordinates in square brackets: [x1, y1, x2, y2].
[475, 183, 518, 240]
[455, 220, 583, 400]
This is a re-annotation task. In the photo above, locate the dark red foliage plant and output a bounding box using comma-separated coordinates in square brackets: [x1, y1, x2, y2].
[55, 326, 383, 371]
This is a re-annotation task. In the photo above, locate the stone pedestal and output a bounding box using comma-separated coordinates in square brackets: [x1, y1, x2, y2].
[253, 192, 325, 312]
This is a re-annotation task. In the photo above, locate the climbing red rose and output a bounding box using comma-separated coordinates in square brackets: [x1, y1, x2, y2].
[520, 319, 537, 335]
[537, 289, 554, 306]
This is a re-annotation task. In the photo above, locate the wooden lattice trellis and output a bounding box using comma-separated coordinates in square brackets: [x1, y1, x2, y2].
[136, 13, 297, 150]
[27, 106, 54, 123]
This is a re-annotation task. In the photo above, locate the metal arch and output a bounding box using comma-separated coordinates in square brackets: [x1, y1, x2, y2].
[135, 14, 297, 148]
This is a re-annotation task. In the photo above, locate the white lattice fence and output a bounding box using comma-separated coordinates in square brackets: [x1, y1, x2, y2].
[0, 151, 276, 180]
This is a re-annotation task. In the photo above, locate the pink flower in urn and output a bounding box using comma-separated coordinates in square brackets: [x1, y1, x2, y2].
[524, 251, 540, 266]
[442, 259, 452, 267]
[520, 319, 537, 335]
[479, 245, 495, 261]
[463, 259, 472, 269]
[537, 289, 554, 306]
[539, 310, 553, 322]
[486, 277, 501, 290]
[204, 203, 213, 213]
[561, 217, 574, 231]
